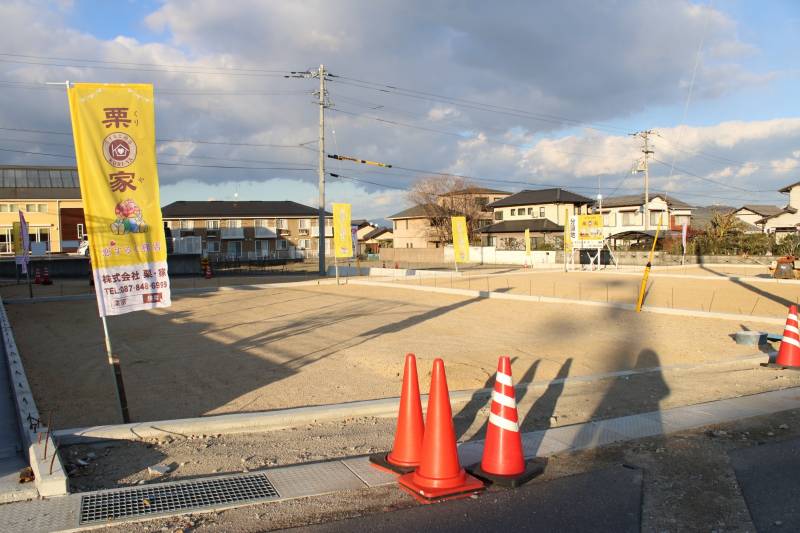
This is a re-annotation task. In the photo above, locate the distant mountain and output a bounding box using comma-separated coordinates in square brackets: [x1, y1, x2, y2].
[691, 205, 736, 229]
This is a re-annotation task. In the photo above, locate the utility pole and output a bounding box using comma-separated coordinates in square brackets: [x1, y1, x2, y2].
[316, 64, 327, 276]
[287, 65, 329, 275]
[630, 130, 655, 231]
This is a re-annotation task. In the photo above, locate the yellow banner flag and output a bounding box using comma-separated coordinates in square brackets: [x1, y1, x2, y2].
[451, 216, 469, 263]
[332, 203, 352, 258]
[68, 83, 170, 317]
[524, 228, 531, 255]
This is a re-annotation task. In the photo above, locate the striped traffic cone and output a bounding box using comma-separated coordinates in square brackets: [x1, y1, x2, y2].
[467, 356, 544, 487]
[41, 267, 52, 285]
[398, 359, 484, 502]
[775, 305, 800, 368]
[33, 268, 41, 284]
[369, 353, 425, 474]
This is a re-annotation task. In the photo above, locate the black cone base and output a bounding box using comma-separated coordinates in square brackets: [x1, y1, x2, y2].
[467, 459, 544, 488]
[368, 452, 416, 474]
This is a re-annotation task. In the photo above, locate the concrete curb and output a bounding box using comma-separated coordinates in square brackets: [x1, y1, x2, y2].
[0, 297, 68, 497]
[349, 279, 786, 325]
[53, 353, 769, 445]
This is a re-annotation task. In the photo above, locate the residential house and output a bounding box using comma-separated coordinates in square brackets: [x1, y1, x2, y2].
[599, 193, 692, 238]
[733, 205, 782, 231]
[0, 165, 85, 254]
[388, 187, 510, 248]
[477, 219, 563, 250]
[480, 188, 592, 248]
[161, 200, 332, 259]
[361, 226, 393, 254]
[755, 181, 800, 238]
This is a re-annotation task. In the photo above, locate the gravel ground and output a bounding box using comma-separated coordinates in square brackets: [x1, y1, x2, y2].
[5, 283, 776, 428]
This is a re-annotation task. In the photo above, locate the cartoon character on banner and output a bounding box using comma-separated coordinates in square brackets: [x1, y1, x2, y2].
[111, 199, 148, 235]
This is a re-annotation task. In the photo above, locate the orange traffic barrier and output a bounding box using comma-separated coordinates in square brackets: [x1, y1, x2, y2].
[467, 356, 543, 487]
[398, 358, 483, 502]
[41, 267, 52, 286]
[775, 305, 800, 368]
[370, 353, 425, 474]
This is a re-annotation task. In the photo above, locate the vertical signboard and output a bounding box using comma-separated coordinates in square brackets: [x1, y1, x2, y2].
[68, 83, 170, 316]
[332, 203, 352, 258]
[524, 228, 531, 256]
[451, 216, 469, 263]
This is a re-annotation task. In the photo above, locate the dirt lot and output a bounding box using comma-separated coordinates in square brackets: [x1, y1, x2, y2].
[4, 281, 783, 428]
[388, 266, 800, 317]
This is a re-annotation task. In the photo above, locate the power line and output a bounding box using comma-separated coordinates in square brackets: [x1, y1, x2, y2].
[0, 79, 311, 96]
[650, 158, 771, 193]
[0, 125, 314, 149]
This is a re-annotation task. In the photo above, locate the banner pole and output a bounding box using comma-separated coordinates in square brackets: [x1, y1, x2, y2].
[100, 316, 130, 423]
[26, 263, 32, 299]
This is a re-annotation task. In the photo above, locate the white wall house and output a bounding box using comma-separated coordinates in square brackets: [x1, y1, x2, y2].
[756, 181, 800, 237]
[733, 205, 782, 232]
[487, 188, 593, 226]
[599, 194, 692, 237]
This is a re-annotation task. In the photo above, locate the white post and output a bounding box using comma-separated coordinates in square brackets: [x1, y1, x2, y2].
[101, 316, 129, 423]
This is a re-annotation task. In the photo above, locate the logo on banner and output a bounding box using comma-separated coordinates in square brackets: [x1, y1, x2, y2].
[102, 132, 137, 168]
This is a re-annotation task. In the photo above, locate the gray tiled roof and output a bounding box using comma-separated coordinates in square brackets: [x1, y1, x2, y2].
[0, 166, 81, 199]
[486, 188, 592, 208]
[478, 218, 564, 233]
[601, 193, 691, 209]
[161, 201, 330, 218]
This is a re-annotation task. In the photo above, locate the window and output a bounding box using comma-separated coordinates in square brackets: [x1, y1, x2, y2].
[77, 223, 85, 239]
[255, 219, 269, 228]
[650, 211, 664, 226]
[527, 208, 533, 215]
[25, 204, 36, 212]
[226, 240, 242, 257]
[510, 209, 516, 216]
[393, 221, 398, 230]
[179, 220, 193, 230]
[0, 204, 17, 213]
[298, 239, 310, 249]
[276, 218, 288, 230]
[255, 240, 269, 256]
[38, 204, 47, 213]
[206, 240, 220, 253]
[494, 210, 504, 221]
[299, 219, 311, 229]
[276, 239, 288, 250]
[206, 220, 220, 229]
[674, 215, 690, 226]
[475, 197, 488, 208]
[622, 211, 640, 226]
[603, 212, 617, 227]
[228, 219, 242, 228]
[539, 207, 545, 218]
[405, 220, 409, 230]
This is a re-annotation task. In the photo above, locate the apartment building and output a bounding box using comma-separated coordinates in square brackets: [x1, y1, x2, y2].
[599, 194, 692, 236]
[161, 200, 332, 259]
[0, 165, 85, 254]
[388, 187, 509, 248]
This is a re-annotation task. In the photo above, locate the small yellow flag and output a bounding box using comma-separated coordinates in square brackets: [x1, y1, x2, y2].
[451, 216, 469, 263]
[332, 203, 352, 258]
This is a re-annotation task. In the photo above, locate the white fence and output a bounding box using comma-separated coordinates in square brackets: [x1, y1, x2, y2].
[444, 246, 557, 265]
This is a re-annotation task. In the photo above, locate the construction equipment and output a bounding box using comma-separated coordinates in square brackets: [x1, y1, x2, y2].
[770, 256, 799, 279]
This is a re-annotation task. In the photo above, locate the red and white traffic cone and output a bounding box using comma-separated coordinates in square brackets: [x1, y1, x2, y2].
[205, 264, 212, 279]
[773, 305, 800, 369]
[41, 267, 52, 285]
[33, 268, 42, 284]
[467, 356, 543, 487]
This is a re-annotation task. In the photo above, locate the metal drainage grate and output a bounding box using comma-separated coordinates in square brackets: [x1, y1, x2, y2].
[79, 473, 280, 524]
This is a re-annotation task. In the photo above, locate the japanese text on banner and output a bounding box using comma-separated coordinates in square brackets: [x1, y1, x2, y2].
[332, 203, 352, 258]
[67, 83, 171, 316]
[451, 216, 469, 263]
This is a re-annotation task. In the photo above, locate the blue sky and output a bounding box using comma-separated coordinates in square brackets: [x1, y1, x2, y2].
[0, 0, 799, 220]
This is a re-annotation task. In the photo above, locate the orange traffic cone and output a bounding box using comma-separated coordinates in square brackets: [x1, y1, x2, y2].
[370, 353, 425, 474]
[33, 268, 41, 284]
[398, 359, 484, 502]
[467, 356, 543, 487]
[41, 267, 52, 286]
[775, 305, 800, 368]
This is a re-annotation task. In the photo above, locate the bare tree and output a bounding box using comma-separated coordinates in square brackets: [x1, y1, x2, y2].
[407, 176, 486, 244]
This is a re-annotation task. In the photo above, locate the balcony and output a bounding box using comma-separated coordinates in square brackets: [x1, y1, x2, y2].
[221, 228, 244, 239]
[299, 227, 310, 236]
[254, 227, 277, 238]
[277, 227, 291, 236]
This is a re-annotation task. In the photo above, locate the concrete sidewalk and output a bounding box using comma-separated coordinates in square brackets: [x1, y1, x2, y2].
[0, 336, 35, 504]
[0, 387, 798, 532]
